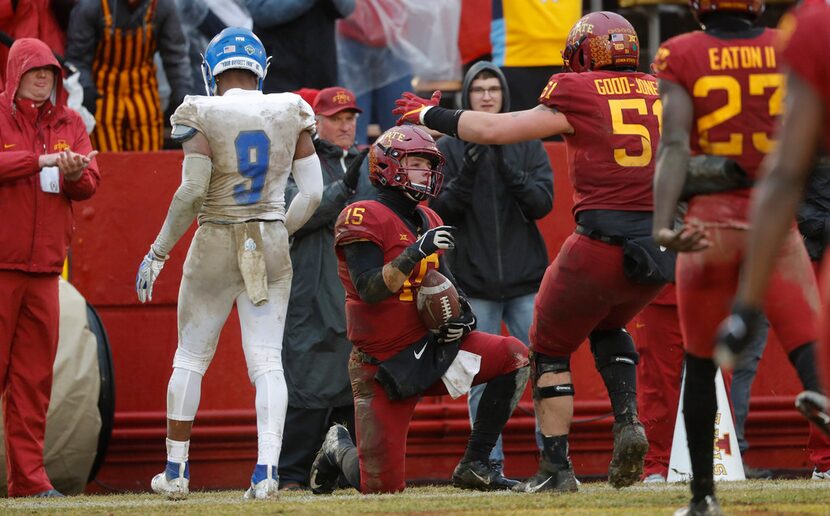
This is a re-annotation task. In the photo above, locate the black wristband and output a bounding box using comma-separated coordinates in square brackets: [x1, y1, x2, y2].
[423, 107, 463, 138]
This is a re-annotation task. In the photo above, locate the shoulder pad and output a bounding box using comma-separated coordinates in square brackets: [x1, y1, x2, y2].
[170, 124, 199, 143]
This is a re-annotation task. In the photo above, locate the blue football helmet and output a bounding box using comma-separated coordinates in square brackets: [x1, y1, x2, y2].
[201, 27, 270, 95]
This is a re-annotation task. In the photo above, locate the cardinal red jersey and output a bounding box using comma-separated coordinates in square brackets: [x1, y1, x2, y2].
[537, 70, 661, 216]
[654, 29, 781, 181]
[781, 3, 830, 152]
[334, 200, 444, 361]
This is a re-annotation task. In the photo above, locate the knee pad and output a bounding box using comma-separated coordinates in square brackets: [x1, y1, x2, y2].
[589, 328, 639, 371]
[167, 367, 203, 421]
[172, 345, 214, 376]
[531, 352, 574, 400]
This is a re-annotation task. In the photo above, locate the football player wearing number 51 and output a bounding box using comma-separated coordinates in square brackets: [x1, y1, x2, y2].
[134, 27, 323, 500]
[395, 11, 665, 493]
[651, 0, 827, 513]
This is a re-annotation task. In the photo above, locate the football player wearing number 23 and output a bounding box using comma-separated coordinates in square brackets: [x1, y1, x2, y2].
[651, 0, 826, 513]
[395, 11, 664, 494]
[134, 28, 324, 501]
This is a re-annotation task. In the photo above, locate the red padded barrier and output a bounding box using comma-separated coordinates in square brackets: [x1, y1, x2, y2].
[71, 145, 812, 492]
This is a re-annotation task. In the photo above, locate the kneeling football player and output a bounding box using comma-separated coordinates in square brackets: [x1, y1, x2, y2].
[308, 125, 530, 494]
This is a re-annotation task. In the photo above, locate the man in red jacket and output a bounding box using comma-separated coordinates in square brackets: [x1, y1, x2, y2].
[0, 37, 99, 498]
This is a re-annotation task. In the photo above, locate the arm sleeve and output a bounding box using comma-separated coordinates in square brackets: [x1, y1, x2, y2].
[64, 0, 100, 108]
[497, 142, 554, 220]
[242, 0, 315, 27]
[62, 114, 101, 201]
[343, 240, 394, 303]
[285, 171, 352, 239]
[151, 153, 212, 257]
[157, 0, 195, 109]
[284, 153, 324, 235]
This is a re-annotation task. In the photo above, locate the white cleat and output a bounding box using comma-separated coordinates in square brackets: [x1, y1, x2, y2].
[243, 464, 279, 500]
[151, 461, 190, 500]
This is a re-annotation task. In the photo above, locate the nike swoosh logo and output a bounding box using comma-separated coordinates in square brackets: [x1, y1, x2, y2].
[3, 143, 15, 148]
[471, 470, 491, 485]
[524, 476, 552, 493]
[414, 342, 428, 360]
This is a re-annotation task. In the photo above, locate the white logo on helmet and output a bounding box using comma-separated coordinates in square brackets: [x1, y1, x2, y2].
[245, 44, 256, 55]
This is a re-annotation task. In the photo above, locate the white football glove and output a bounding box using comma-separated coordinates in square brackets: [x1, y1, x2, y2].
[136, 247, 169, 303]
[413, 225, 455, 259]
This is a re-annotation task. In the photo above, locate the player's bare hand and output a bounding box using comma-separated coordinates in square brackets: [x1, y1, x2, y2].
[393, 90, 441, 126]
[654, 224, 711, 252]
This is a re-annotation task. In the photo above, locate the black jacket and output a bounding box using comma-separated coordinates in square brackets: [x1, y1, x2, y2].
[431, 61, 554, 300]
[282, 136, 373, 408]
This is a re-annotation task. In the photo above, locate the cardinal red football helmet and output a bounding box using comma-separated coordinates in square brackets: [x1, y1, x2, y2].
[561, 11, 640, 73]
[690, 0, 765, 20]
[369, 126, 445, 201]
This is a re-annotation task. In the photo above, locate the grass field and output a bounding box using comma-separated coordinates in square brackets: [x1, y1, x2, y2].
[1, 480, 828, 514]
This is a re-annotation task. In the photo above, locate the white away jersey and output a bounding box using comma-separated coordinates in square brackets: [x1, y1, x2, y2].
[171, 89, 315, 224]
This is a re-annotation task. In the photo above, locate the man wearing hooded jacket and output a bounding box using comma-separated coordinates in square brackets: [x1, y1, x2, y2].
[430, 61, 553, 478]
[0, 37, 100, 497]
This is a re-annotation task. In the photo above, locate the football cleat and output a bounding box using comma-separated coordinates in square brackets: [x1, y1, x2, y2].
[151, 461, 190, 500]
[608, 421, 649, 489]
[811, 467, 830, 480]
[795, 391, 830, 438]
[451, 459, 519, 491]
[28, 489, 64, 498]
[512, 458, 578, 493]
[309, 424, 353, 495]
[642, 473, 666, 483]
[243, 463, 278, 500]
[674, 495, 723, 516]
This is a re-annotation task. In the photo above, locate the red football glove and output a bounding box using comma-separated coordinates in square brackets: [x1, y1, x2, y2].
[393, 90, 441, 126]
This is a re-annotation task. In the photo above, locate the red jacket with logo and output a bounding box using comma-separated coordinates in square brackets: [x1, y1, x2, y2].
[0, 38, 100, 274]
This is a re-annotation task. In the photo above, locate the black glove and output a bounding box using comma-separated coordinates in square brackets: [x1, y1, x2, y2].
[438, 296, 476, 343]
[343, 148, 368, 191]
[462, 143, 487, 171]
[410, 225, 455, 259]
[493, 146, 526, 186]
[714, 302, 765, 368]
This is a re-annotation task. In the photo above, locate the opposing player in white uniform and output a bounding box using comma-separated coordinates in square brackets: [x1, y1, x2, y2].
[134, 27, 323, 500]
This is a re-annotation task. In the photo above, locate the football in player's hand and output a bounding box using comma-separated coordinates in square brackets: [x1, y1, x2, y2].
[416, 269, 461, 333]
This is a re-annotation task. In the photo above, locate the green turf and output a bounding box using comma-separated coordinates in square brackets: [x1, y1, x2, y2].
[1, 480, 828, 514]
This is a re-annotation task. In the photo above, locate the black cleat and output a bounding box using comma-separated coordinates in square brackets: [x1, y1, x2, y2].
[309, 424, 353, 495]
[608, 421, 649, 489]
[795, 391, 830, 438]
[674, 495, 723, 516]
[512, 459, 578, 493]
[451, 459, 519, 491]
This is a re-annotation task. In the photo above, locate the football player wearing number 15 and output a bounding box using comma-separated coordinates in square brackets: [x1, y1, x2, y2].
[651, 0, 826, 513]
[395, 12, 664, 493]
[134, 28, 323, 500]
